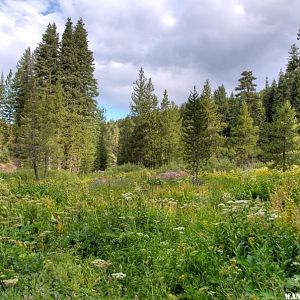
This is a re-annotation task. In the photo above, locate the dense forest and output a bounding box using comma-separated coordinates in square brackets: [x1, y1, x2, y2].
[1, 18, 300, 180]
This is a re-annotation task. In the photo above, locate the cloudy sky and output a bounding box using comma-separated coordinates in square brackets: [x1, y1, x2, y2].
[0, 0, 299, 119]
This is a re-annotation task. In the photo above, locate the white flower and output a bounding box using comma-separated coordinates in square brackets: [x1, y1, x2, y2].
[160, 241, 169, 245]
[1, 278, 18, 288]
[253, 209, 265, 216]
[91, 259, 112, 269]
[122, 192, 133, 201]
[173, 227, 185, 231]
[235, 200, 249, 205]
[111, 272, 126, 279]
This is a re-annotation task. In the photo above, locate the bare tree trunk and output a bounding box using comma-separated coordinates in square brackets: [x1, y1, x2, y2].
[32, 156, 39, 181]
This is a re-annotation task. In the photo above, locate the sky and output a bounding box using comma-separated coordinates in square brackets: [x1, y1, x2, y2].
[0, 0, 299, 119]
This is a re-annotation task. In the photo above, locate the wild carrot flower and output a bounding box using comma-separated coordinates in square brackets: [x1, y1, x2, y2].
[111, 272, 126, 279]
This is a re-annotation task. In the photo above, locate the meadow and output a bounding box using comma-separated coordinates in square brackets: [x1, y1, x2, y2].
[0, 165, 299, 299]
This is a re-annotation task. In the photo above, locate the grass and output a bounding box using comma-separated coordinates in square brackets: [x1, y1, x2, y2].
[0, 166, 299, 299]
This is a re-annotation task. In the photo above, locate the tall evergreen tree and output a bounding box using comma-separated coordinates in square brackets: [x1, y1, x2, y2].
[1, 70, 16, 150]
[130, 68, 160, 167]
[182, 86, 202, 182]
[230, 101, 259, 166]
[286, 44, 300, 75]
[235, 70, 258, 118]
[60, 18, 99, 172]
[159, 90, 182, 164]
[263, 79, 278, 123]
[16, 48, 42, 180]
[266, 101, 300, 171]
[290, 70, 300, 120]
[34, 22, 62, 176]
[117, 116, 135, 165]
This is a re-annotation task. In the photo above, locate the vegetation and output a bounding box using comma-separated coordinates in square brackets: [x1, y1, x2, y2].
[1, 17, 300, 299]
[0, 167, 299, 299]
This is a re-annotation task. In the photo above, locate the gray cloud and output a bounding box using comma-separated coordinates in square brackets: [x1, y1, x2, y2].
[0, 0, 299, 119]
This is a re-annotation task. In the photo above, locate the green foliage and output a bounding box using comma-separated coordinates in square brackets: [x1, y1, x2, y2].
[0, 168, 299, 299]
[230, 101, 259, 166]
[266, 100, 300, 171]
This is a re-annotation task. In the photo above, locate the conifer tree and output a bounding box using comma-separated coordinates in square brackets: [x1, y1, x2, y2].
[1, 70, 16, 150]
[130, 68, 160, 167]
[60, 18, 79, 171]
[117, 116, 135, 165]
[60, 18, 99, 172]
[182, 86, 202, 182]
[286, 44, 300, 75]
[235, 70, 258, 118]
[290, 70, 300, 120]
[263, 79, 278, 123]
[276, 70, 290, 106]
[16, 48, 42, 180]
[159, 90, 182, 164]
[230, 101, 259, 166]
[34, 22, 62, 176]
[200, 81, 225, 162]
[214, 84, 228, 123]
[267, 101, 300, 171]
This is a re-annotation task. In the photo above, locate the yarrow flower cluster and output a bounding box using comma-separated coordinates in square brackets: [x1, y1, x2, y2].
[173, 226, 185, 232]
[122, 192, 133, 201]
[111, 272, 126, 280]
[91, 259, 112, 269]
[217, 197, 279, 221]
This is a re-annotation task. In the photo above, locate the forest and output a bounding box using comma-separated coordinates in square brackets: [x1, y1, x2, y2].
[0, 18, 300, 300]
[1, 19, 300, 179]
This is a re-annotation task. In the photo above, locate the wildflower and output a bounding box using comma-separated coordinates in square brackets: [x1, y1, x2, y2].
[50, 215, 58, 223]
[136, 232, 149, 238]
[91, 259, 112, 269]
[111, 272, 126, 279]
[1, 278, 18, 288]
[267, 213, 278, 221]
[235, 200, 249, 205]
[253, 209, 265, 216]
[122, 192, 133, 201]
[160, 241, 169, 246]
[173, 227, 185, 232]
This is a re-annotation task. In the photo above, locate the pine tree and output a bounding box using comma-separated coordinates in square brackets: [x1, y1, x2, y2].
[182, 86, 202, 182]
[235, 70, 258, 117]
[276, 70, 290, 106]
[214, 84, 228, 120]
[74, 18, 99, 172]
[159, 90, 182, 164]
[286, 44, 300, 74]
[34, 22, 62, 176]
[200, 81, 225, 162]
[130, 68, 160, 167]
[0, 73, 5, 158]
[95, 119, 108, 171]
[267, 101, 300, 171]
[117, 116, 135, 165]
[263, 79, 277, 123]
[230, 101, 259, 166]
[60, 18, 99, 172]
[60, 18, 79, 171]
[1, 70, 16, 150]
[290, 70, 300, 120]
[16, 48, 42, 180]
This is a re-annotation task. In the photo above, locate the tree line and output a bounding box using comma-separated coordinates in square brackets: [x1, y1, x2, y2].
[1, 19, 300, 179]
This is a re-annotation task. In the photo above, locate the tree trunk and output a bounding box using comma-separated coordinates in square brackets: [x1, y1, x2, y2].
[32, 157, 39, 180]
